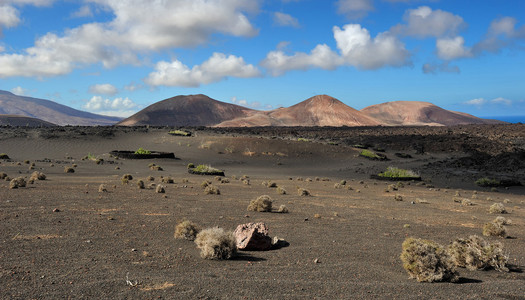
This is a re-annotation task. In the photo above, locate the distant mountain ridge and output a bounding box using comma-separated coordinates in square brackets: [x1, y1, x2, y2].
[0, 114, 56, 127]
[0, 90, 121, 126]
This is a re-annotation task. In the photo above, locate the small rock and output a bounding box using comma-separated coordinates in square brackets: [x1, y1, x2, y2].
[314, 258, 320, 264]
[53, 208, 60, 212]
[234, 222, 272, 251]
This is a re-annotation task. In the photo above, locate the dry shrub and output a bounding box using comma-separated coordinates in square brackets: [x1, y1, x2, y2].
[194, 227, 237, 260]
[243, 179, 250, 185]
[334, 183, 343, 189]
[149, 164, 163, 171]
[461, 199, 473, 206]
[340, 180, 347, 185]
[483, 221, 507, 238]
[447, 235, 508, 272]
[98, 184, 107, 192]
[215, 176, 222, 181]
[64, 166, 75, 173]
[489, 203, 507, 214]
[494, 216, 511, 226]
[30, 171, 46, 181]
[298, 188, 310, 196]
[263, 180, 277, 188]
[204, 185, 220, 195]
[220, 178, 230, 184]
[147, 176, 155, 181]
[394, 194, 403, 201]
[278, 205, 289, 213]
[400, 237, 458, 283]
[247, 195, 272, 212]
[174, 220, 200, 241]
[181, 178, 189, 183]
[201, 180, 211, 189]
[122, 174, 133, 181]
[276, 186, 287, 195]
[0, 172, 7, 179]
[156, 184, 165, 193]
[9, 177, 26, 189]
[161, 177, 174, 184]
[137, 180, 145, 189]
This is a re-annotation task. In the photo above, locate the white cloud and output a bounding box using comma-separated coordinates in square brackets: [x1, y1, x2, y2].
[11, 86, 29, 95]
[89, 83, 118, 96]
[146, 52, 261, 87]
[336, 0, 374, 19]
[262, 23, 410, 75]
[334, 24, 411, 69]
[473, 17, 525, 55]
[83, 95, 138, 117]
[0, 0, 260, 78]
[391, 6, 465, 38]
[70, 5, 93, 18]
[273, 12, 299, 28]
[124, 82, 143, 92]
[261, 44, 342, 76]
[436, 36, 472, 60]
[422, 61, 460, 74]
[491, 97, 512, 105]
[0, 4, 20, 29]
[464, 98, 486, 106]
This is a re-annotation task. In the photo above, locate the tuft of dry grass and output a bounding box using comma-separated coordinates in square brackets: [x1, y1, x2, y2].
[137, 180, 145, 189]
[0, 172, 7, 179]
[488, 203, 507, 214]
[394, 194, 403, 201]
[194, 227, 237, 260]
[247, 195, 272, 212]
[64, 166, 75, 173]
[276, 186, 287, 195]
[146, 176, 155, 181]
[155, 184, 165, 193]
[201, 180, 211, 189]
[204, 185, 220, 195]
[30, 171, 46, 181]
[298, 188, 310, 196]
[493, 216, 511, 226]
[174, 220, 200, 241]
[482, 221, 507, 238]
[447, 235, 508, 272]
[278, 205, 289, 213]
[98, 184, 108, 192]
[161, 177, 174, 184]
[400, 237, 458, 283]
[262, 180, 277, 188]
[9, 177, 26, 189]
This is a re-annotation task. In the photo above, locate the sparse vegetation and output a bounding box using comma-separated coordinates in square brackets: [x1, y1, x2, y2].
[98, 184, 107, 192]
[0, 172, 7, 179]
[493, 216, 511, 226]
[394, 194, 403, 201]
[137, 180, 145, 189]
[278, 205, 289, 213]
[201, 180, 212, 188]
[359, 149, 387, 161]
[9, 177, 26, 189]
[174, 220, 200, 241]
[194, 227, 237, 260]
[204, 185, 220, 195]
[262, 180, 277, 188]
[155, 184, 165, 193]
[64, 166, 75, 173]
[247, 195, 272, 212]
[377, 167, 420, 180]
[400, 237, 458, 283]
[169, 130, 191, 136]
[161, 176, 174, 184]
[482, 221, 507, 238]
[149, 163, 163, 171]
[30, 171, 46, 181]
[187, 163, 195, 169]
[447, 235, 508, 272]
[297, 188, 310, 196]
[488, 203, 507, 214]
[0, 153, 9, 159]
[134, 147, 151, 155]
[188, 164, 225, 176]
[276, 186, 287, 195]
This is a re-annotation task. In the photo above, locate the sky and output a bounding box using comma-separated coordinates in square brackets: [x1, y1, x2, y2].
[0, 0, 524, 119]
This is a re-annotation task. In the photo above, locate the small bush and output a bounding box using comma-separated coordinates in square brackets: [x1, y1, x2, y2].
[201, 180, 212, 188]
[187, 163, 195, 169]
[298, 188, 310, 196]
[276, 186, 287, 195]
[359, 149, 387, 160]
[247, 195, 272, 212]
[400, 237, 458, 283]
[334, 183, 343, 189]
[146, 176, 155, 181]
[30, 171, 46, 181]
[174, 220, 200, 241]
[189, 164, 224, 176]
[9, 177, 26, 189]
[447, 235, 508, 272]
[263, 180, 277, 188]
[169, 130, 191, 136]
[137, 180, 145, 189]
[378, 167, 419, 179]
[278, 205, 289, 213]
[64, 166, 75, 173]
[122, 174, 133, 181]
[394, 194, 403, 201]
[340, 180, 347, 186]
[161, 177, 174, 184]
[194, 227, 237, 260]
[98, 184, 108, 192]
[0, 153, 9, 159]
[149, 164, 163, 171]
[0, 172, 7, 179]
[135, 147, 151, 155]
[156, 184, 165, 193]
[483, 221, 507, 238]
[204, 185, 220, 195]
[488, 203, 507, 214]
[493, 216, 511, 226]
[475, 177, 500, 187]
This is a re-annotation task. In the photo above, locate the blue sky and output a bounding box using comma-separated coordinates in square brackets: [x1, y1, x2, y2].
[0, 0, 524, 118]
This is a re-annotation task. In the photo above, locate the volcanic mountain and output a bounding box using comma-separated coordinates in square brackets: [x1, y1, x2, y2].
[117, 94, 256, 126]
[0, 91, 121, 126]
[0, 114, 56, 127]
[360, 101, 503, 126]
[216, 95, 380, 127]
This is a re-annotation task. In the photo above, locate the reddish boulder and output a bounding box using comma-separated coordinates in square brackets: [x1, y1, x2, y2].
[234, 222, 272, 251]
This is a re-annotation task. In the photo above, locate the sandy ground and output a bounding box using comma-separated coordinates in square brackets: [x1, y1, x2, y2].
[1, 126, 524, 299]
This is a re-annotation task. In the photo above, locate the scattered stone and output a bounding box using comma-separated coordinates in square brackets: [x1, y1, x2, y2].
[234, 222, 272, 251]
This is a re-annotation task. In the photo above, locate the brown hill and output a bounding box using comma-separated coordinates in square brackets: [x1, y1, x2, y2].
[216, 95, 380, 127]
[360, 101, 504, 126]
[0, 114, 56, 127]
[0, 90, 121, 126]
[117, 94, 256, 126]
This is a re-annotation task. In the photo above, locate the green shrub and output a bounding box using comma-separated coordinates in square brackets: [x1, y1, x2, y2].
[0, 153, 9, 159]
[189, 164, 224, 176]
[134, 147, 151, 155]
[400, 237, 458, 283]
[359, 149, 387, 160]
[194, 227, 237, 260]
[378, 167, 419, 179]
[475, 177, 500, 187]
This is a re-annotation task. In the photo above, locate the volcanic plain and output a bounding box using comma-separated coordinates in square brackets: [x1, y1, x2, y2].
[1, 125, 524, 299]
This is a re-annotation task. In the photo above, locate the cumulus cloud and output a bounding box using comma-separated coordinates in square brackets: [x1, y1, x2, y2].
[273, 12, 300, 28]
[262, 23, 410, 75]
[124, 82, 143, 92]
[436, 36, 472, 60]
[336, 0, 374, 19]
[89, 83, 118, 96]
[146, 53, 261, 87]
[11, 86, 29, 95]
[464, 97, 513, 106]
[422, 61, 460, 74]
[464, 98, 486, 106]
[83, 95, 138, 117]
[0, 0, 259, 78]
[70, 5, 93, 18]
[0, 4, 20, 29]
[491, 97, 512, 106]
[472, 17, 525, 55]
[391, 6, 465, 38]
